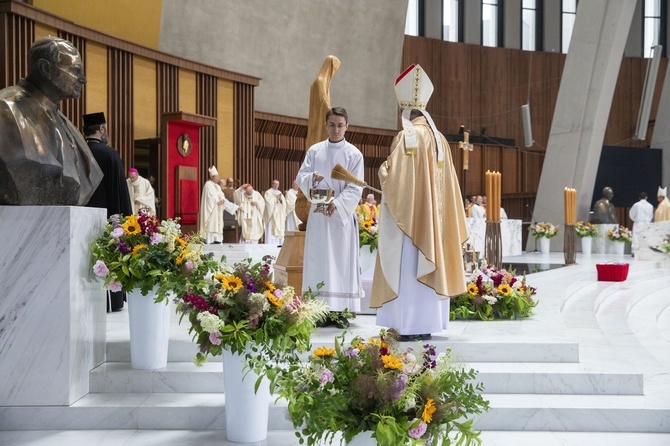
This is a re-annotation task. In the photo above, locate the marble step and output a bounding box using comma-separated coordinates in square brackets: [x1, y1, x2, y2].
[3, 430, 670, 446]
[89, 361, 643, 396]
[105, 337, 581, 364]
[1, 392, 667, 433]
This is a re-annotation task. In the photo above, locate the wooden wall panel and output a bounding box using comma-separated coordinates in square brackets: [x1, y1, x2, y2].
[108, 48, 133, 172]
[235, 83, 255, 186]
[156, 62, 179, 132]
[86, 41, 108, 120]
[196, 72, 217, 185]
[0, 13, 33, 88]
[57, 31, 86, 130]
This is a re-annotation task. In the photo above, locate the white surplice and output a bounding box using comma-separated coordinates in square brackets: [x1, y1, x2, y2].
[199, 180, 238, 244]
[285, 188, 302, 232]
[126, 175, 156, 216]
[237, 191, 265, 243]
[296, 138, 364, 312]
[264, 188, 287, 245]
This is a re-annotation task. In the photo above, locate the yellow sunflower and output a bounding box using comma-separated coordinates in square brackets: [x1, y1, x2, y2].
[175, 250, 185, 265]
[131, 244, 147, 257]
[213, 273, 226, 282]
[381, 354, 403, 370]
[122, 216, 141, 235]
[497, 284, 512, 297]
[312, 346, 336, 358]
[175, 236, 187, 248]
[265, 290, 282, 307]
[220, 275, 243, 292]
[422, 398, 436, 423]
[467, 283, 479, 296]
[362, 220, 372, 231]
[265, 281, 276, 292]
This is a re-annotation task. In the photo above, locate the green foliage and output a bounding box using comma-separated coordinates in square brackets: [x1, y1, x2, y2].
[358, 215, 379, 252]
[276, 330, 489, 445]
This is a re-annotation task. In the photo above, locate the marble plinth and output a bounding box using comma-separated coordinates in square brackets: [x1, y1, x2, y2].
[633, 220, 670, 261]
[591, 224, 618, 254]
[0, 206, 107, 406]
[359, 247, 377, 315]
[203, 243, 281, 268]
[466, 219, 522, 257]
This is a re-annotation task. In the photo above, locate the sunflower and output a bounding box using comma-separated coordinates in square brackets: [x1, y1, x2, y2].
[122, 216, 141, 235]
[175, 250, 186, 265]
[220, 275, 243, 292]
[497, 284, 512, 297]
[467, 283, 479, 296]
[213, 273, 226, 282]
[312, 346, 336, 358]
[265, 281, 276, 292]
[362, 220, 372, 231]
[131, 244, 147, 257]
[265, 290, 282, 307]
[422, 398, 437, 423]
[381, 354, 403, 370]
[175, 236, 187, 248]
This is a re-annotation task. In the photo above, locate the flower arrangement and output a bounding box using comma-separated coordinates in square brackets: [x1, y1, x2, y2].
[358, 216, 379, 253]
[90, 212, 204, 300]
[528, 222, 559, 239]
[451, 263, 538, 321]
[606, 225, 632, 243]
[278, 330, 489, 446]
[175, 256, 328, 381]
[575, 221, 599, 238]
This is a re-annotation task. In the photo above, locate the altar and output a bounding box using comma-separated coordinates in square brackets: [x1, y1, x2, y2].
[465, 218, 522, 257]
[632, 220, 670, 261]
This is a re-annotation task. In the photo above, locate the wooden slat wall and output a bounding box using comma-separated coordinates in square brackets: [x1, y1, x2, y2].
[196, 72, 217, 185]
[0, 13, 33, 88]
[59, 31, 85, 130]
[234, 83, 255, 186]
[108, 48, 133, 172]
[156, 62, 179, 132]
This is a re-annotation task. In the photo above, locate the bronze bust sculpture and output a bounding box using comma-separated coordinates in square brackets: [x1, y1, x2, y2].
[0, 37, 102, 205]
[589, 186, 618, 224]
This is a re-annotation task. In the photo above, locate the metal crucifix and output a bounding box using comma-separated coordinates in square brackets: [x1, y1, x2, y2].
[459, 128, 474, 200]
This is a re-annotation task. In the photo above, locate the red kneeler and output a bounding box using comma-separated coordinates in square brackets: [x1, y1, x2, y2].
[596, 263, 629, 282]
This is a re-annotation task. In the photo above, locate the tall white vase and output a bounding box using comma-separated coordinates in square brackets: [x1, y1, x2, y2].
[347, 431, 376, 445]
[539, 237, 550, 254]
[611, 241, 625, 255]
[222, 347, 271, 442]
[127, 288, 171, 370]
[581, 237, 592, 255]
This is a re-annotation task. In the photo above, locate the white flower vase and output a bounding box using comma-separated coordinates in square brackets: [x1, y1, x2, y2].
[581, 237, 592, 255]
[359, 247, 377, 274]
[612, 241, 625, 255]
[347, 431, 376, 445]
[539, 237, 550, 254]
[127, 288, 172, 370]
[222, 347, 271, 443]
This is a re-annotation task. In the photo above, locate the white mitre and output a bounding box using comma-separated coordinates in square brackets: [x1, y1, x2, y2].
[208, 166, 219, 177]
[659, 186, 668, 198]
[394, 64, 444, 167]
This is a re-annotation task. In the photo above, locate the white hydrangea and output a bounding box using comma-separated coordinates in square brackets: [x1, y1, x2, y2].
[483, 295, 497, 305]
[196, 311, 223, 333]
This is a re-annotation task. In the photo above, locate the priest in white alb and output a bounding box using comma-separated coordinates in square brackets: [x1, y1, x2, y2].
[236, 184, 265, 243]
[263, 179, 287, 245]
[126, 168, 156, 216]
[199, 166, 238, 244]
[296, 107, 364, 328]
[285, 180, 302, 232]
[656, 186, 670, 222]
[371, 64, 468, 341]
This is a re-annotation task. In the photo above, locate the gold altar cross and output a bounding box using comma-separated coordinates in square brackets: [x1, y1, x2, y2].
[459, 130, 474, 170]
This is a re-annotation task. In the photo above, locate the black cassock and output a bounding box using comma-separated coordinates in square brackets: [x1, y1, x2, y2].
[85, 138, 132, 311]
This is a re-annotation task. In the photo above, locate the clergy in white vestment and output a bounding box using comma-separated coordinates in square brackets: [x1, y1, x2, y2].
[126, 168, 156, 216]
[469, 196, 486, 219]
[199, 166, 238, 244]
[296, 107, 364, 322]
[263, 179, 287, 245]
[371, 64, 468, 341]
[655, 186, 670, 222]
[629, 192, 654, 251]
[285, 180, 302, 232]
[237, 184, 265, 243]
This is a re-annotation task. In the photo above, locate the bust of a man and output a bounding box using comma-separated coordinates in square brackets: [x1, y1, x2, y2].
[0, 36, 102, 205]
[590, 186, 618, 224]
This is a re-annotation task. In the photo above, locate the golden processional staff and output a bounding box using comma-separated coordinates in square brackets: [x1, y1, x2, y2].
[330, 163, 382, 194]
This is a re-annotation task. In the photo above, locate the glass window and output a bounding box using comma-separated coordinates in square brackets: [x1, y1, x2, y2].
[562, 0, 577, 53]
[406, 0, 419, 36]
[482, 0, 499, 47]
[522, 0, 537, 51]
[443, 0, 460, 42]
[643, 0, 662, 58]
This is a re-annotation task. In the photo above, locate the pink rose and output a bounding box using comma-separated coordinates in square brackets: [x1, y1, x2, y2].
[93, 260, 109, 277]
[407, 419, 427, 439]
[108, 281, 122, 293]
[209, 331, 222, 346]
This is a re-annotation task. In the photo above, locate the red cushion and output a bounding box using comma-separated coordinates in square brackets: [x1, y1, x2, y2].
[596, 263, 629, 282]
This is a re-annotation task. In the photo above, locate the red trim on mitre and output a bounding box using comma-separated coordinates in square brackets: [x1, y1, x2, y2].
[395, 64, 416, 85]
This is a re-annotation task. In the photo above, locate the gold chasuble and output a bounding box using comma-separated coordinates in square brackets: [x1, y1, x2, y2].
[370, 116, 468, 307]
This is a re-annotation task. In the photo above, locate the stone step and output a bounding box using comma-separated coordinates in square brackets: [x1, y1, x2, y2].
[1, 392, 667, 433]
[89, 361, 643, 396]
[3, 430, 670, 446]
[105, 336, 581, 364]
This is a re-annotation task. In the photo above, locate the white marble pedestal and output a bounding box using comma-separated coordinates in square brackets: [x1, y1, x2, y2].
[591, 224, 618, 254]
[0, 206, 107, 406]
[466, 218, 522, 257]
[359, 247, 377, 315]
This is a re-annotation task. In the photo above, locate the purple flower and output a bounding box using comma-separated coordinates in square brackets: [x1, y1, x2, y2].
[184, 259, 197, 271]
[346, 347, 360, 358]
[117, 241, 131, 254]
[93, 260, 109, 277]
[407, 419, 427, 439]
[390, 373, 408, 400]
[110, 227, 125, 239]
[150, 232, 163, 245]
[209, 331, 222, 346]
[110, 214, 120, 224]
[108, 281, 122, 292]
[319, 369, 335, 385]
[182, 293, 209, 311]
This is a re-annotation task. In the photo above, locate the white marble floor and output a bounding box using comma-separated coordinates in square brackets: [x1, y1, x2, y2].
[2, 251, 670, 445]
